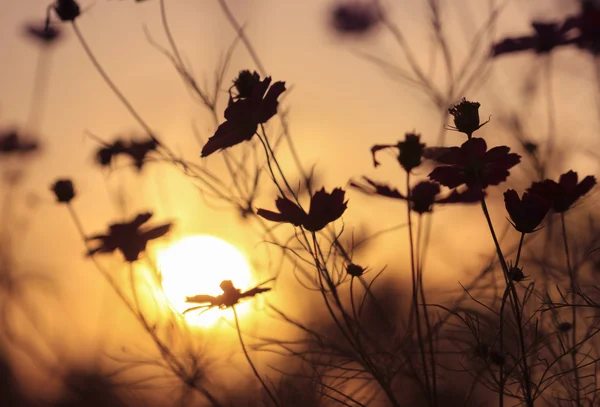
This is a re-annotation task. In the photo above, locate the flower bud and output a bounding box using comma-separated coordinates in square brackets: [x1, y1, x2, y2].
[51, 179, 75, 203]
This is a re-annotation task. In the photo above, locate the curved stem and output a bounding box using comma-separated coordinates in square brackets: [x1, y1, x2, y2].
[232, 307, 279, 406]
[71, 21, 158, 143]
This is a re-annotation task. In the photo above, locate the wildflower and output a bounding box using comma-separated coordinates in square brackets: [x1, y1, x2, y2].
[0, 130, 39, 155]
[428, 138, 521, 189]
[184, 280, 271, 312]
[96, 139, 126, 167]
[51, 179, 75, 203]
[371, 132, 425, 171]
[503, 189, 550, 233]
[492, 22, 576, 57]
[528, 170, 596, 213]
[24, 22, 62, 45]
[351, 177, 482, 213]
[447, 98, 489, 137]
[87, 212, 171, 262]
[330, 1, 381, 35]
[95, 138, 157, 170]
[346, 263, 365, 277]
[201, 71, 286, 157]
[257, 187, 347, 232]
[507, 266, 526, 282]
[51, 0, 81, 22]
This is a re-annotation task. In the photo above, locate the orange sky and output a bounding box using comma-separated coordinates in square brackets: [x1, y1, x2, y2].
[0, 0, 599, 403]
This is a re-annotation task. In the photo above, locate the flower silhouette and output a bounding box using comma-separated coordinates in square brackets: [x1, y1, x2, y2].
[51, 0, 81, 22]
[428, 138, 520, 189]
[257, 187, 347, 232]
[184, 280, 271, 312]
[330, 1, 381, 35]
[0, 130, 39, 155]
[201, 71, 286, 157]
[351, 178, 482, 214]
[95, 138, 157, 171]
[51, 179, 75, 203]
[370, 132, 425, 171]
[564, 3, 600, 55]
[492, 22, 576, 57]
[87, 213, 171, 262]
[24, 22, 62, 45]
[447, 98, 489, 137]
[528, 170, 596, 213]
[503, 189, 550, 233]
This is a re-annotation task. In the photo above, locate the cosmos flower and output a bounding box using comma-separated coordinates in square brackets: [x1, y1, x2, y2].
[528, 170, 596, 213]
[428, 138, 521, 189]
[370, 132, 425, 171]
[503, 189, 550, 233]
[95, 138, 157, 171]
[0, 130, 39, 155]
[201, 71, 286, 157]
[87, 212, 171, 262]
[51, 179, 75, 203]
[447, 98, 489, 137]
[185, 280, 271, 311]
[257, 187, 347, 232]
[330, 1, 381, 35]
[492, 22, 576, 57]
[24, 21, 62, 45]
[351, 178, 482, 214]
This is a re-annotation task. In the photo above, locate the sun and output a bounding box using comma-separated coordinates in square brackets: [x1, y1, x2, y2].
[156, 235, 253, 327]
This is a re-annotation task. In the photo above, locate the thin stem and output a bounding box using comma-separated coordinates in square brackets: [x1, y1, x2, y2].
[479, 198, 533, 407]
[406, 173, 433, 405]
[71, 21, 158, 144]
[561, 212, 580, 405]
[515, 232, 525, 268]
[232, 306, 279, 407]
[417, 215, 438, 407]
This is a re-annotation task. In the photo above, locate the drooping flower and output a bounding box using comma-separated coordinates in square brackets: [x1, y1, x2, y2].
[370, 132, 425, 171]
[528, 170, 596, 213]
[351, 177, 482, 214]
[428, 138, 521, 189]
[51, 179, 75, 203]
[201, 71, 286, 157]
[87, 212, 171, 262]
[0, 130, 39, 155]
[492, 22, 576, 57]
[51, 0, 81, 22]
[257, 187, 347, 232]
[447, 98, 489, 137]
[330, 1, 381, 35]
[503, 189, 550, 233]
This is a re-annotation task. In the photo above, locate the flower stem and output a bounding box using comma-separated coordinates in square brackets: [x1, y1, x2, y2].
[479, 198, 533, 407]
[406, 173, 433, 405]
[71, 21, 158, 144]
[561, 212, 580, 405]
[232, 306, 280, 407]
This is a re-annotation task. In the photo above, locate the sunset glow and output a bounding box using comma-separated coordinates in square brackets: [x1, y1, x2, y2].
[157, 235, 253, 327]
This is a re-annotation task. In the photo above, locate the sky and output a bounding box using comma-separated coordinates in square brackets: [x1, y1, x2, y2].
[0, 0, 599, 404]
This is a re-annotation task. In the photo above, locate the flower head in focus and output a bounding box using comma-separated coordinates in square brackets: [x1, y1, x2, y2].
[257, 187, 347, 232]
[201, 71, 285, 157]
[447, 98, 489, 137]
[503, 189, 550, 233]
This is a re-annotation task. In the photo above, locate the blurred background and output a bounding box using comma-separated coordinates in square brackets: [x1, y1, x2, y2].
[0, 0, 598, 405]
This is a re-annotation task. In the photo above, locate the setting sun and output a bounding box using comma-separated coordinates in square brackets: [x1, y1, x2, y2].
[157, 235, 253, 327]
